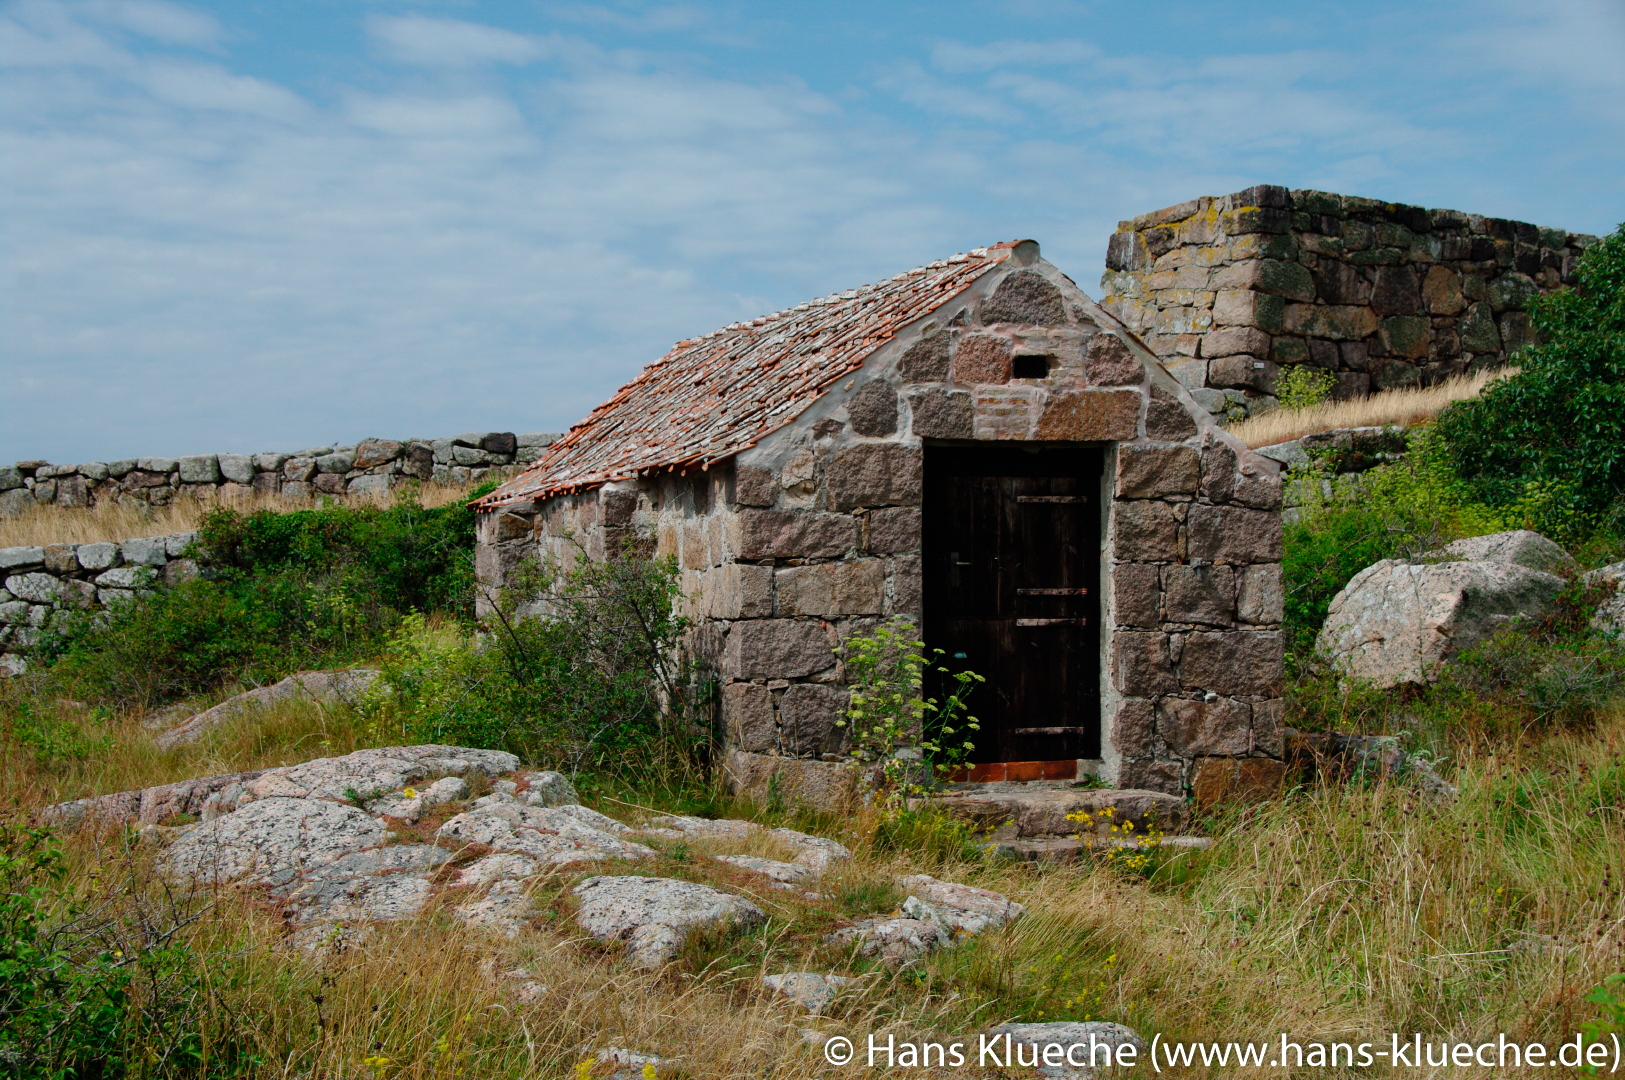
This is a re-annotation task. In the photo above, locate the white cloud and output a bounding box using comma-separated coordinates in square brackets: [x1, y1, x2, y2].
[0, 5, 1008, 460]
[0, 0, 1620, 463]
[140, 59, 303, 115]
[344, 92, 527, 138]
[1450, 0, 1625, 96]
[875, 60, 1019, 123]
[0, 0, 131, 68]
[89, 0, 220, 46]
[367, 14, 546, 68]
[930, 38, 1101, 74]
[550, 3, 709, 34]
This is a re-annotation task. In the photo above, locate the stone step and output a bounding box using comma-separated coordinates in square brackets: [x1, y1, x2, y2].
[998, 835, 1212, 862]
[920, 785, 1191, 839]
[944, 777, 1082, 793]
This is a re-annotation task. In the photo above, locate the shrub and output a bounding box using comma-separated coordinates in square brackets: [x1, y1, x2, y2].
[1281, 666, 1402, 734]
[837, 618, 982, 805]
[1436, 224, 1625, 537]
[0, 824, 244, 1079]
[0, 699, 110, 770]
[367, 545, 696, 772]
[1584, 974, 1625, 1070]
[1281, 499, 1396, 659]
[32, 488, 486, 711]
[1275, 364, 1336, 410]
[0, 824, 126, 1079]
[1423, 579, 1625, 734]
[197, 489, 479, 616]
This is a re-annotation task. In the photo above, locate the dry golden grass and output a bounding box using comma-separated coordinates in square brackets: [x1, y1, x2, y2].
[7, 692, 1624, 1077]
[0, 482, 480, 549]
[1230, 368, 1510, 449]
[0, 690, 382, 811]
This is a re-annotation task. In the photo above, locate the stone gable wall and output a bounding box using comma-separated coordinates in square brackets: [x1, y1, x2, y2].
[477, 246, 1287, 804]
[0, 431, 560, 518]
[1100, 185, 1597, 420]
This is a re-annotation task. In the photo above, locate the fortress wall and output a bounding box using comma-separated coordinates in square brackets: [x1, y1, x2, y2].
[1100, 185, 1596, 420]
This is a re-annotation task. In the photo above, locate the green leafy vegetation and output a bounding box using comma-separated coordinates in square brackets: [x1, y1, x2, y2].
[836, 618, 983, 805]
[0, 824, 247, 1079]
[0, 824, 126, 1079]
[196, 490, 480, 615]
[1420, 577, 1625, 736]
[1282, 425, 1503, 658]
[1283, 430, 1624, 740]
[363, 545, 698, 773]
[2, 700, 111, 771]
[1437, 223, 1625, 539]
[30, 487, 488, 712]
[1274, 364, 1336, 410]
[1584, 974, 1625, 1073]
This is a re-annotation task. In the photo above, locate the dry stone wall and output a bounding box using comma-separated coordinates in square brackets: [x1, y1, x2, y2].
[1100, 185, 1597, 419]
[0, 431, 559, 518]
[1, 431, 559, 675]
[0, 531, 202, 675]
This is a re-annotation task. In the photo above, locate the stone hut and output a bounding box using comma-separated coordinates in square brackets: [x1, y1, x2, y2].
[473, 240, 1285, 809]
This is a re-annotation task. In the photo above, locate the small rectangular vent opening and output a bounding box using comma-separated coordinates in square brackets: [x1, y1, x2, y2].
[1012, 354, 1051, 379]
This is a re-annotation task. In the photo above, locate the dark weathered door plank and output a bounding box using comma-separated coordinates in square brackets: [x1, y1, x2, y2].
[923, 445, 1102, 762]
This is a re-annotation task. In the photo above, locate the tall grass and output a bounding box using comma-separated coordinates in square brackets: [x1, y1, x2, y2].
[1230, 369, 1509, 449]
[6, 688, 1624, 1076]
[0, 482, 479, 549]
[0, 690, 379, 811]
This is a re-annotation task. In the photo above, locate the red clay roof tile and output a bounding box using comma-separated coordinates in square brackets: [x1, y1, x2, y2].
[475, 242, 1015, 509]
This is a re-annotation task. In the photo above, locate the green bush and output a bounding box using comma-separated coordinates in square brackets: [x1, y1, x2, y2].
[34, 488, 487, 711]
[0, 824, 127, 1079]
[1584, 974, 1625, 1072]
[1282, 426, 1502, 658]
[1282, 500, 1396, 659]
[1, 700, 110, 770]
[1422, 578, 1625, 733]
[366, 545, 697, 771]
[0, 825, 245, 1079]
[36, 574, 383, 710]
[197, 490, 479, 615]
[1436, 224, 1625, 538]
[1287, 570, 1625, 742]
[1275, 365, 1336, 410]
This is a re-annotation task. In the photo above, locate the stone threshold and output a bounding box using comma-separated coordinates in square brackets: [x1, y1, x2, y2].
[944, 778, 1090, 795]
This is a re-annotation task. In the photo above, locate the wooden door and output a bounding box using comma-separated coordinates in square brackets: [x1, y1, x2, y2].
[923, 445, 1102, 762]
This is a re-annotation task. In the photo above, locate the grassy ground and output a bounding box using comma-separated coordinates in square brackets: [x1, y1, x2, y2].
[5, 681, 1624, 1078]
[1229, 370, 1508, 449]
[0, 482, 481, 549]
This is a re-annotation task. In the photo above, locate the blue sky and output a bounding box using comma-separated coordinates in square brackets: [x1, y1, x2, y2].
[3, 0, 1622, 463]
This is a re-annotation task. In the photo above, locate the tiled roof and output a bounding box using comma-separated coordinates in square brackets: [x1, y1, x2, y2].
[475, 242, 1016, 509]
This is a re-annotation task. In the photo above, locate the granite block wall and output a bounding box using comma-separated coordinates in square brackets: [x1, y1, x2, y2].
[0, 431, 560, 518]
[477, 246, 1287, 804]
[1100, 185, 1598, 420]
[0, 531, 202, 675]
